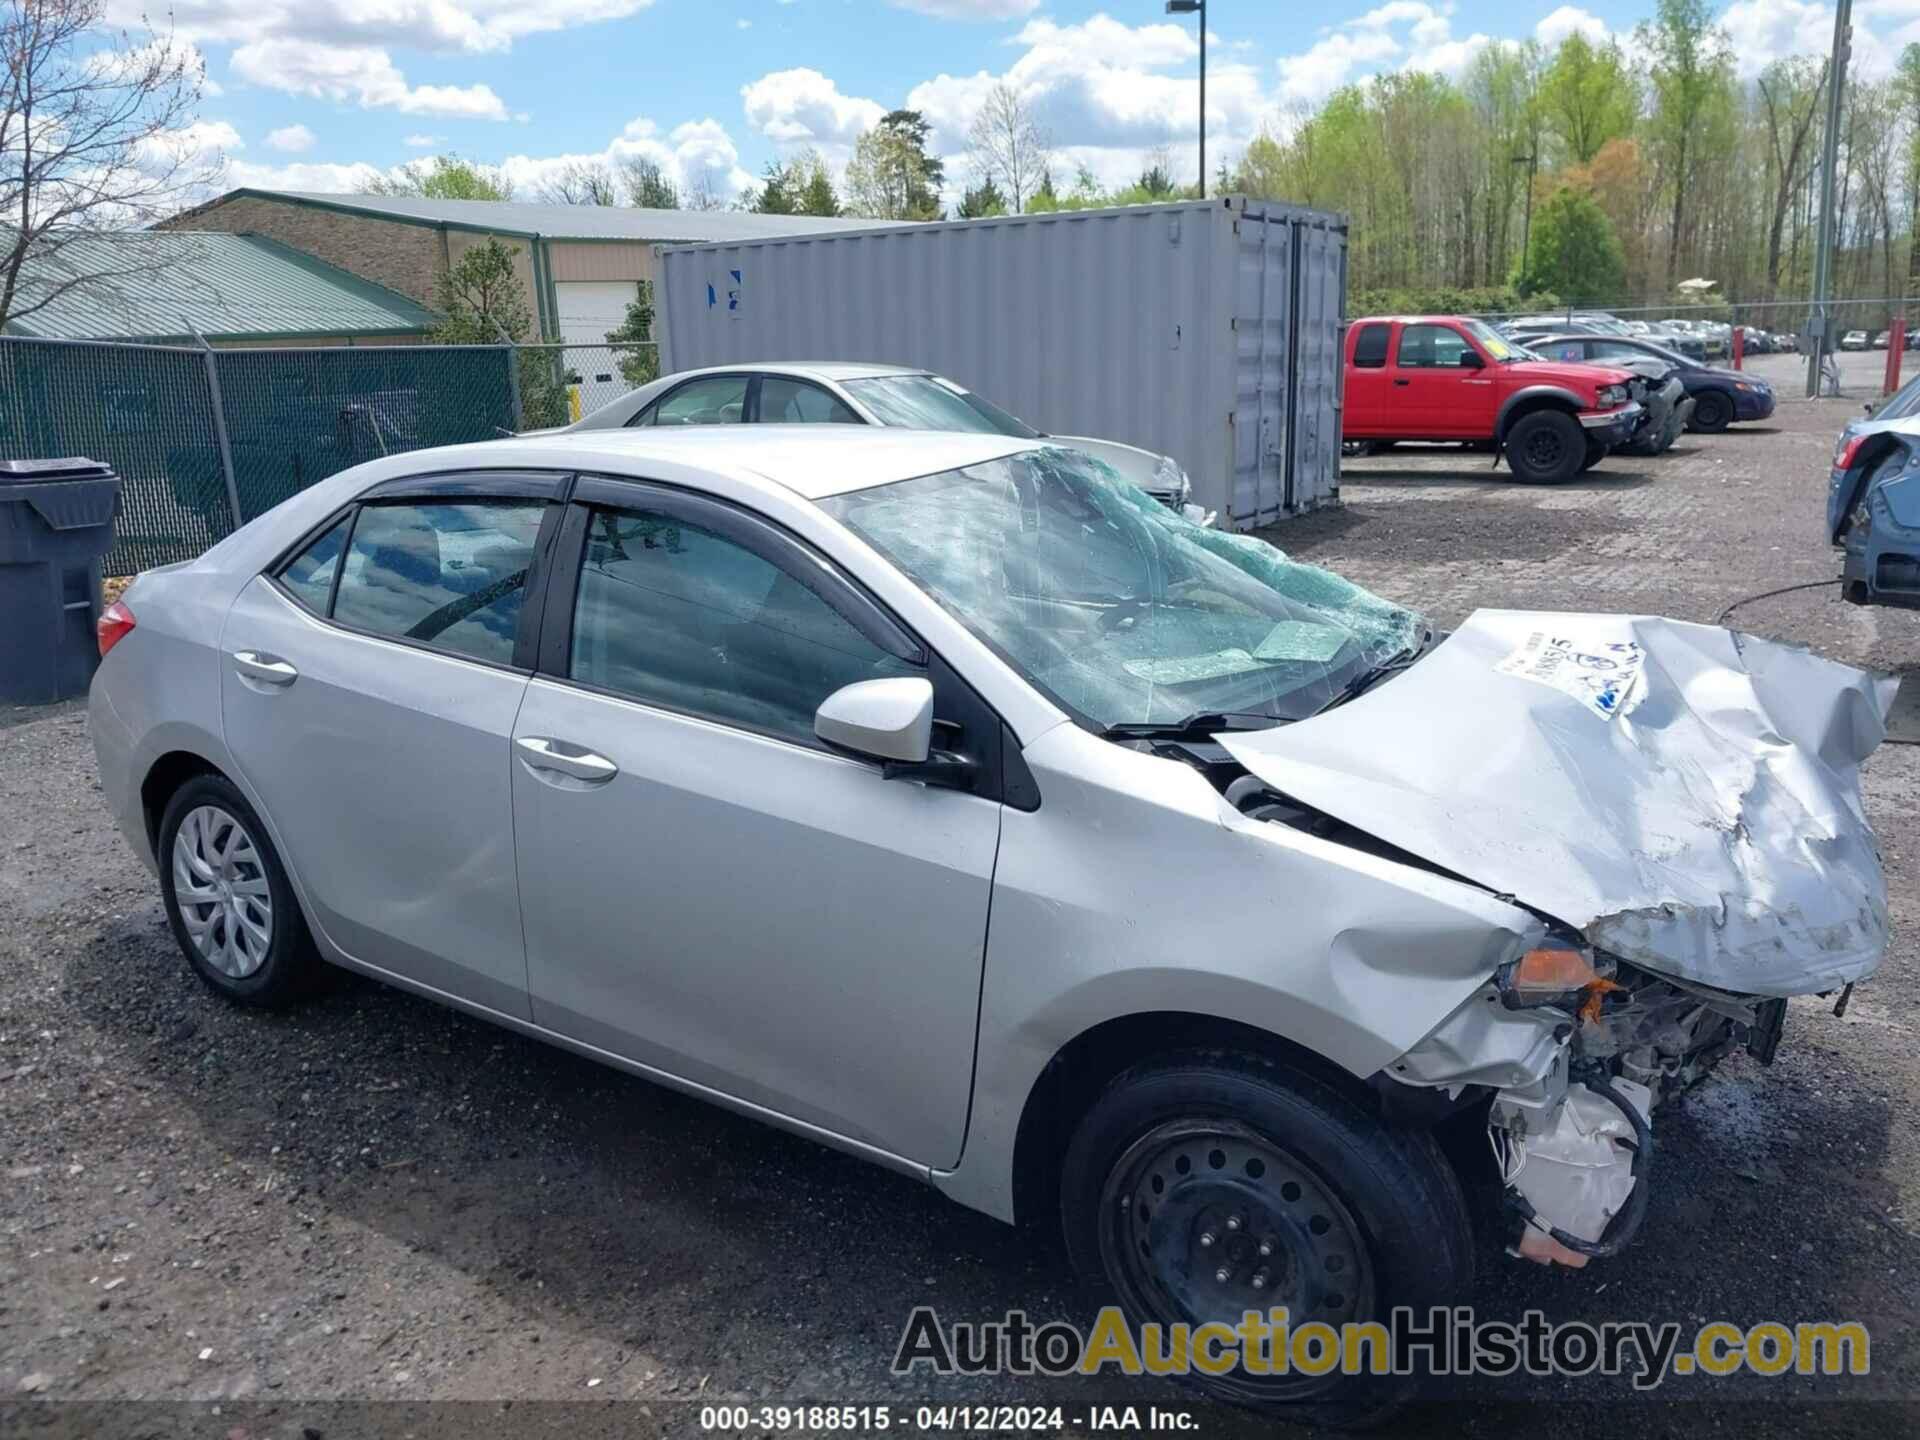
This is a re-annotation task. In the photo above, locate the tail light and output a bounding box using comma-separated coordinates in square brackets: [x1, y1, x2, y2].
[1834, 434, 1867, 471]
[97, 599, 136, 658]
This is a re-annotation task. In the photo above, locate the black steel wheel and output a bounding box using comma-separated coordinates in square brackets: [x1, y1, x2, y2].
[1101, 1119, 1375, 1399]
[1061, 1052, 1472, 1426]
[1504, 410, 1584, 483]
[1689, 390, 1734, 432]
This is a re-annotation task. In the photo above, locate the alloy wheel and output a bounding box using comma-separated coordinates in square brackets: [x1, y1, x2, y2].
[171, 805, 274, 978]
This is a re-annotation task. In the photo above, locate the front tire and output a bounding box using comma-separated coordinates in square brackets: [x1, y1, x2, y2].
[1504, 410, 1585, 483]
[1060, 1052, 1473, 1427]
[1580, 437, 1607, 471]
[1689, 391, 1734, 432]
[158, 775, 321, 1007]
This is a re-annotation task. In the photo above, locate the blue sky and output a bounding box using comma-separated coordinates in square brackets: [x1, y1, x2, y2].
[112, 1, 1883, 206]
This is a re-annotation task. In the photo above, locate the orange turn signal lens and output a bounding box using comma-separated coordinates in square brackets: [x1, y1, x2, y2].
[1512, 945, 1599, 992]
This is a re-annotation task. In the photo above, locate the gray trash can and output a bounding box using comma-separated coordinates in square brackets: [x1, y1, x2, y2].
[0, 457, 123, 705]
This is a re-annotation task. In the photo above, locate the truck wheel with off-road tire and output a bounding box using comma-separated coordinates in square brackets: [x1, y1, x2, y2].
[1060, 1050, 1473, 1428]
[1580, 437, 1607, 472]
[1504, 410, 1586, 484]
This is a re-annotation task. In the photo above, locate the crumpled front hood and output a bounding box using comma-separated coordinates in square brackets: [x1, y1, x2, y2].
[1219, 611, 1898, 997]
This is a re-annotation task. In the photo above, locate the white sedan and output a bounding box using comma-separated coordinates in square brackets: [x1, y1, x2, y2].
[552, 361, 1212, 523]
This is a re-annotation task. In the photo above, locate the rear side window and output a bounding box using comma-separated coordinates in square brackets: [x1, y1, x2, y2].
[277, 515, 350, 614]
[569, 506, 918, 745]
[331, 501, 546, 665]
[632, 375, 749, 427]
[1350, 324, 1389, 368]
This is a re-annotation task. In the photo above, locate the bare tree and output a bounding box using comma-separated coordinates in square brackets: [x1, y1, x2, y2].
[967, 82, 1050, 212]
[0, 0, 216, 330]
[538, 160, 618, 206]
[620, 155, 679, 209]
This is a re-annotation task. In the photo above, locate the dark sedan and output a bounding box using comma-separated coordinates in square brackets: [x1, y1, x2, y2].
[1520, 333, 1773, 433]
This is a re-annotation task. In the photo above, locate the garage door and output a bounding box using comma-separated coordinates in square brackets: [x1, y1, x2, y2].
[555, 280, 639, 347]
[554, 280, 642, 415]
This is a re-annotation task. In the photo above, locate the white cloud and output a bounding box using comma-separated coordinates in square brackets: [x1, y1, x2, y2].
[889, 0, 1040, 17]
[1720, 0, 1854, 77]
[232, 41, 508, 119]
[105, 0, 660, 56]
[138, 119, 243, 170]
[227, 157, 391, 191]
[1275, 3, 1492, 103]
[495, 114, 754, 204]
[741, 67, 886, 151]
[1534, 5, 1609, 46]
[403, 133, 443, 148]
[265, 123, 315, 152]
[736, 17, 751, 28]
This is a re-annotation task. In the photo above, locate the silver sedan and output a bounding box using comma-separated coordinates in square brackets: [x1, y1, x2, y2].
[91, 426, 1891, 1421]
[551, 360, 1211, 522]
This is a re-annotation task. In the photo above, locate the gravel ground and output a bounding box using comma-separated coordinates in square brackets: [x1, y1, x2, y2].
[4, 393, 1920, 1439]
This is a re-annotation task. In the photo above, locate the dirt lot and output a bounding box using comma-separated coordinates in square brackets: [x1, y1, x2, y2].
[4, 390, 1920, 1438]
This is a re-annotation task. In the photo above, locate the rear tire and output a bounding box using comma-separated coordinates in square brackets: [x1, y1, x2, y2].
[1504, 410, 1585, 484]
[158, 775, 321, 1008]
[1060, 1051, 1473, 1428]
[1689, 391, 1734, 432]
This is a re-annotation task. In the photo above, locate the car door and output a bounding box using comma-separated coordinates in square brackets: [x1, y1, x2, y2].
[1391, 322, 1495, 436]
[219, 472, 567, 1017]
[1343, 322, 1391, 435]
[508, 477, 1005, 1166]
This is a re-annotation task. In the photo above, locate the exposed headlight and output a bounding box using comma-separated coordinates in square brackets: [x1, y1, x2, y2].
[1734, 380, 1755, 392]
[1153, 454, 1192, 507]
[1596, 383, 1630, 406]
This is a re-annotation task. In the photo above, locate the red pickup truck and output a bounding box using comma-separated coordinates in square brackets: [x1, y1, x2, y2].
[1343, 315, 1646, 484]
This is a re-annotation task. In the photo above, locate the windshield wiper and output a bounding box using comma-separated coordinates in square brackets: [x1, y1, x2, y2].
[1309, 629, 1436, 717]
[1100, 710, 1281, 741]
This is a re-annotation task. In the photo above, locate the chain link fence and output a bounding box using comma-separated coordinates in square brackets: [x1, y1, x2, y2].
[0, 336, 650, 576]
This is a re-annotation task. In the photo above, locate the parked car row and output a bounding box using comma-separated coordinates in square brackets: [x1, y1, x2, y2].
[1342, 314, 1774, 483]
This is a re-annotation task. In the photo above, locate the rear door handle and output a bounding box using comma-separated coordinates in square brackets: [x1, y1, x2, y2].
[515, 736, 619, 785]
[231, 650, 298, 687]
[1392, 378, 1412, 387]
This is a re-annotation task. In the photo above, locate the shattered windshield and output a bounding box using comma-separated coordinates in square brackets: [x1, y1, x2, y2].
[842, 375, 1041, 439]
[820, 447, 1426, 729]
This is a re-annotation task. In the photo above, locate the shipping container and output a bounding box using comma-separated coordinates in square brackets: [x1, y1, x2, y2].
[655, 196, 1347, 530]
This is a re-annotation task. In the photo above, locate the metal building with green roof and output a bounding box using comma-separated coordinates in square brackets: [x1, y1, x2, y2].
[1, 231, 440, 345]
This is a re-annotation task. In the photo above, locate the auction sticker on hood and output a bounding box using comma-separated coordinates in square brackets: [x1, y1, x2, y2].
[1494, 629, 1645, 720]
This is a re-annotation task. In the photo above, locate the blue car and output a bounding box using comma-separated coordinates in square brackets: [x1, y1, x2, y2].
[1830, 376, 1920, 608]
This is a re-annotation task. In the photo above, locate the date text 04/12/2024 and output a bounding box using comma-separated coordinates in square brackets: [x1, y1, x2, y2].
[697, 1405, 1198, 1431]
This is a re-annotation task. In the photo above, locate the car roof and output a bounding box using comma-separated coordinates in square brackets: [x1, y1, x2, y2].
[673, 360, 927, 383]
[480, 424, 1036, 500]
[1347, 314, 1481, 326]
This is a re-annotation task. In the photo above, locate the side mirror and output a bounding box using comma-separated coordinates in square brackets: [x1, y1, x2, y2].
[815, 677, 933, 764]
[1458, 350, 1485, 369]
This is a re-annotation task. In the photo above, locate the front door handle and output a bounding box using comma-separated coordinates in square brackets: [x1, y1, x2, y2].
[515, 736, 619, 785]
[231, 650, 298, 687]
[1392, 378, 1412, 387]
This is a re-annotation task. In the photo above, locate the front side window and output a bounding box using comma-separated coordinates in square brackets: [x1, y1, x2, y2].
[758, 377, 861, 424]
[1350, 324, 1389, 368]
[841, 374, 1040, 438]
[1396, 324, 1474, 369]
[636, 376, 749, 427]
[569, 507, 918, 745]
[277, 514, 350, 614]
[821, 448, 1425, 730]
[332, 501, 545, 664]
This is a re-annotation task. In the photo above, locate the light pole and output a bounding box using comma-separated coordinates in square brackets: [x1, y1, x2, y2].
[1512, 151, 1537, 279]
[1166, 0, 1206, 196]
